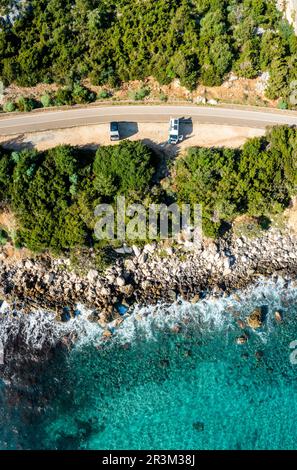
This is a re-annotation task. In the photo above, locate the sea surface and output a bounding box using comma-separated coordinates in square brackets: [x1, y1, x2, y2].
[1, 278, 297, 450]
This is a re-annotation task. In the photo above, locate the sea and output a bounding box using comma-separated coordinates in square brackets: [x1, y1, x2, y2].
[0, 277, 297, 450]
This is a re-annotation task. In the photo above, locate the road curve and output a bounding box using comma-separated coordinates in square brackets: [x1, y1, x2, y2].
[1, 105, 297, 135]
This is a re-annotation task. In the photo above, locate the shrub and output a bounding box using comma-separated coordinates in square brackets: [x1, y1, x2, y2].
[159, 92, 168, 102]
[71, 83, 96, 104]
[54, 87, 75, 106]
[278, 99, 289, 110]
[129, 87, 151, 101]
[16, 96, 39, 112]
[40, 94, 53, 108]
[93, 140, 156, 199]
[3, 101, 16, 112]
[174, 126, 297, 237]
[97, 90, 111, 100]
[0, 229, 8, 245]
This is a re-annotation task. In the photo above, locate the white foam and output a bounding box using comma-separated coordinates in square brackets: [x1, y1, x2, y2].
[0, 276, 296, 352]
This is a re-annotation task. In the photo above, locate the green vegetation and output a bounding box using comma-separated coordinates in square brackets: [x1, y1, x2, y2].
[129, 87, 151, 101]
[2, 83, 96, 112]
[40, 93, 53, 108]
[0, 1, 297, 103]
[0, 125, 296, 255]
[97, 90, 111, 100]
[93, 140, 155, 198]
[174, 126, 297, 237]
[0, 141, 158, 253]
[3, 101, 16, 112]
[0, 228, 8, 245]
[15, 96, 40, 112]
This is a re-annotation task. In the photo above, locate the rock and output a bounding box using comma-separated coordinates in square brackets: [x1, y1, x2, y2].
[132, 245, 141, 257]
[171, 324, 181, 333]
[116, 276, 126, 287]
[138, 253, 148, 264]
[195, 96, 207, 105]
[102, 329, 112, 338]
[191, 294, 200, 304]
[106, 274, 116, 284]
[25, 260, 33, 270]
[247, 307, 264, 329]
[207, 99, 218, 105]
[255, 351, 264, 361]
[193, 421, 204, 432]
[125, 259, 135, 271]
[101, 287, 111, 297]
[274, 311, 283, 323]
[236, 335, 248, 345]
[119, 284, 134, 296]
[141, 280, 151, 290]
[168, 290, 177, 302]
[237, 320, 246, 329]
[144, 243, 156, 254]
[114, 246, 133, 255]
[87, 269, 98, 282]
[223, 268, 232, 276]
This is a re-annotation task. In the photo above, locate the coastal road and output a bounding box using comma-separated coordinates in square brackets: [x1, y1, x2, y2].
[1, 105, 297, 135]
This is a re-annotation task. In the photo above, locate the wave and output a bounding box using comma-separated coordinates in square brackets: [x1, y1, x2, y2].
[0, 276, 296, 358]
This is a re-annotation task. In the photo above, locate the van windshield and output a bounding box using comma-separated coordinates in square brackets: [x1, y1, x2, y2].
[111, 123, 118, 131]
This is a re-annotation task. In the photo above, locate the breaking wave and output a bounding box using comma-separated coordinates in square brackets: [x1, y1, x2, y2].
[0, 276, 296, 355]
[1, 276, 297, 450]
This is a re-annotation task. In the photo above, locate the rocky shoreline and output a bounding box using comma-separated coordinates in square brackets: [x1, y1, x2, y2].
[0, 227, 297, 327]
[0, 227, 297, 383]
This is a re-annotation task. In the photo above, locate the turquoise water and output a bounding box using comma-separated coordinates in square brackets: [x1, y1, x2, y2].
[1, 278, 297, 450]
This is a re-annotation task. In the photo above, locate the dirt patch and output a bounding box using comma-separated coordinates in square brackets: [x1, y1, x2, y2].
[285, 197, 297, 235]
[1, 74, 277, 109]
[1, 243, 32, 265]
[0, 208, 18, 235]
[0, 83, 59, 106]
[0, 123, 265, 156]
[0, 208, 31, 263]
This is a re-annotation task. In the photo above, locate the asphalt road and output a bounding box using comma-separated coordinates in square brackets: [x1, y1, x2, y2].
[1, 105, 297, 135]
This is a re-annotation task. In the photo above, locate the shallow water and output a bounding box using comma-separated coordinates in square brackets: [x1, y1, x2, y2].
[1, 278, 297, 450]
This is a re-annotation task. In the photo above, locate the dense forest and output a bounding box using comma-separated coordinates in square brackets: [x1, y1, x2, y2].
[0, 0, 297, 101]
[0, 140, 158, 254]
[0, 126, 296, 255]
[175, 126, 297, 237]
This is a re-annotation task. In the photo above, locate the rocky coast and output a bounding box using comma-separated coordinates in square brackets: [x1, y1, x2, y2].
[0, 226, 297, 384]
[0, 227, 297, 326]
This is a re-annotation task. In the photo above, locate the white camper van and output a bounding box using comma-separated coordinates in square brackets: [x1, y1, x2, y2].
[168, 118, 183, 144]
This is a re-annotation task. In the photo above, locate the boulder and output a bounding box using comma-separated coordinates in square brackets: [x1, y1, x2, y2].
[236, 335, 248, 345]
[144, 243, 157, 254]
[101, 287, 110, 297]
[247, 307, 264, 329]
[25, 260, 34, 270]
[237, 320, 245, 329]
[106, 274, 116, 284]
[116, 276, 126, 287]
[132, 245, 141, 257]
[87, 269, 98, 282]
[191, 294, 200, 304]
[119, 284, 134, 296]
[102, 329, 112, 338]
[193, 421, 204, 432]
[274, 311, 283, 323]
